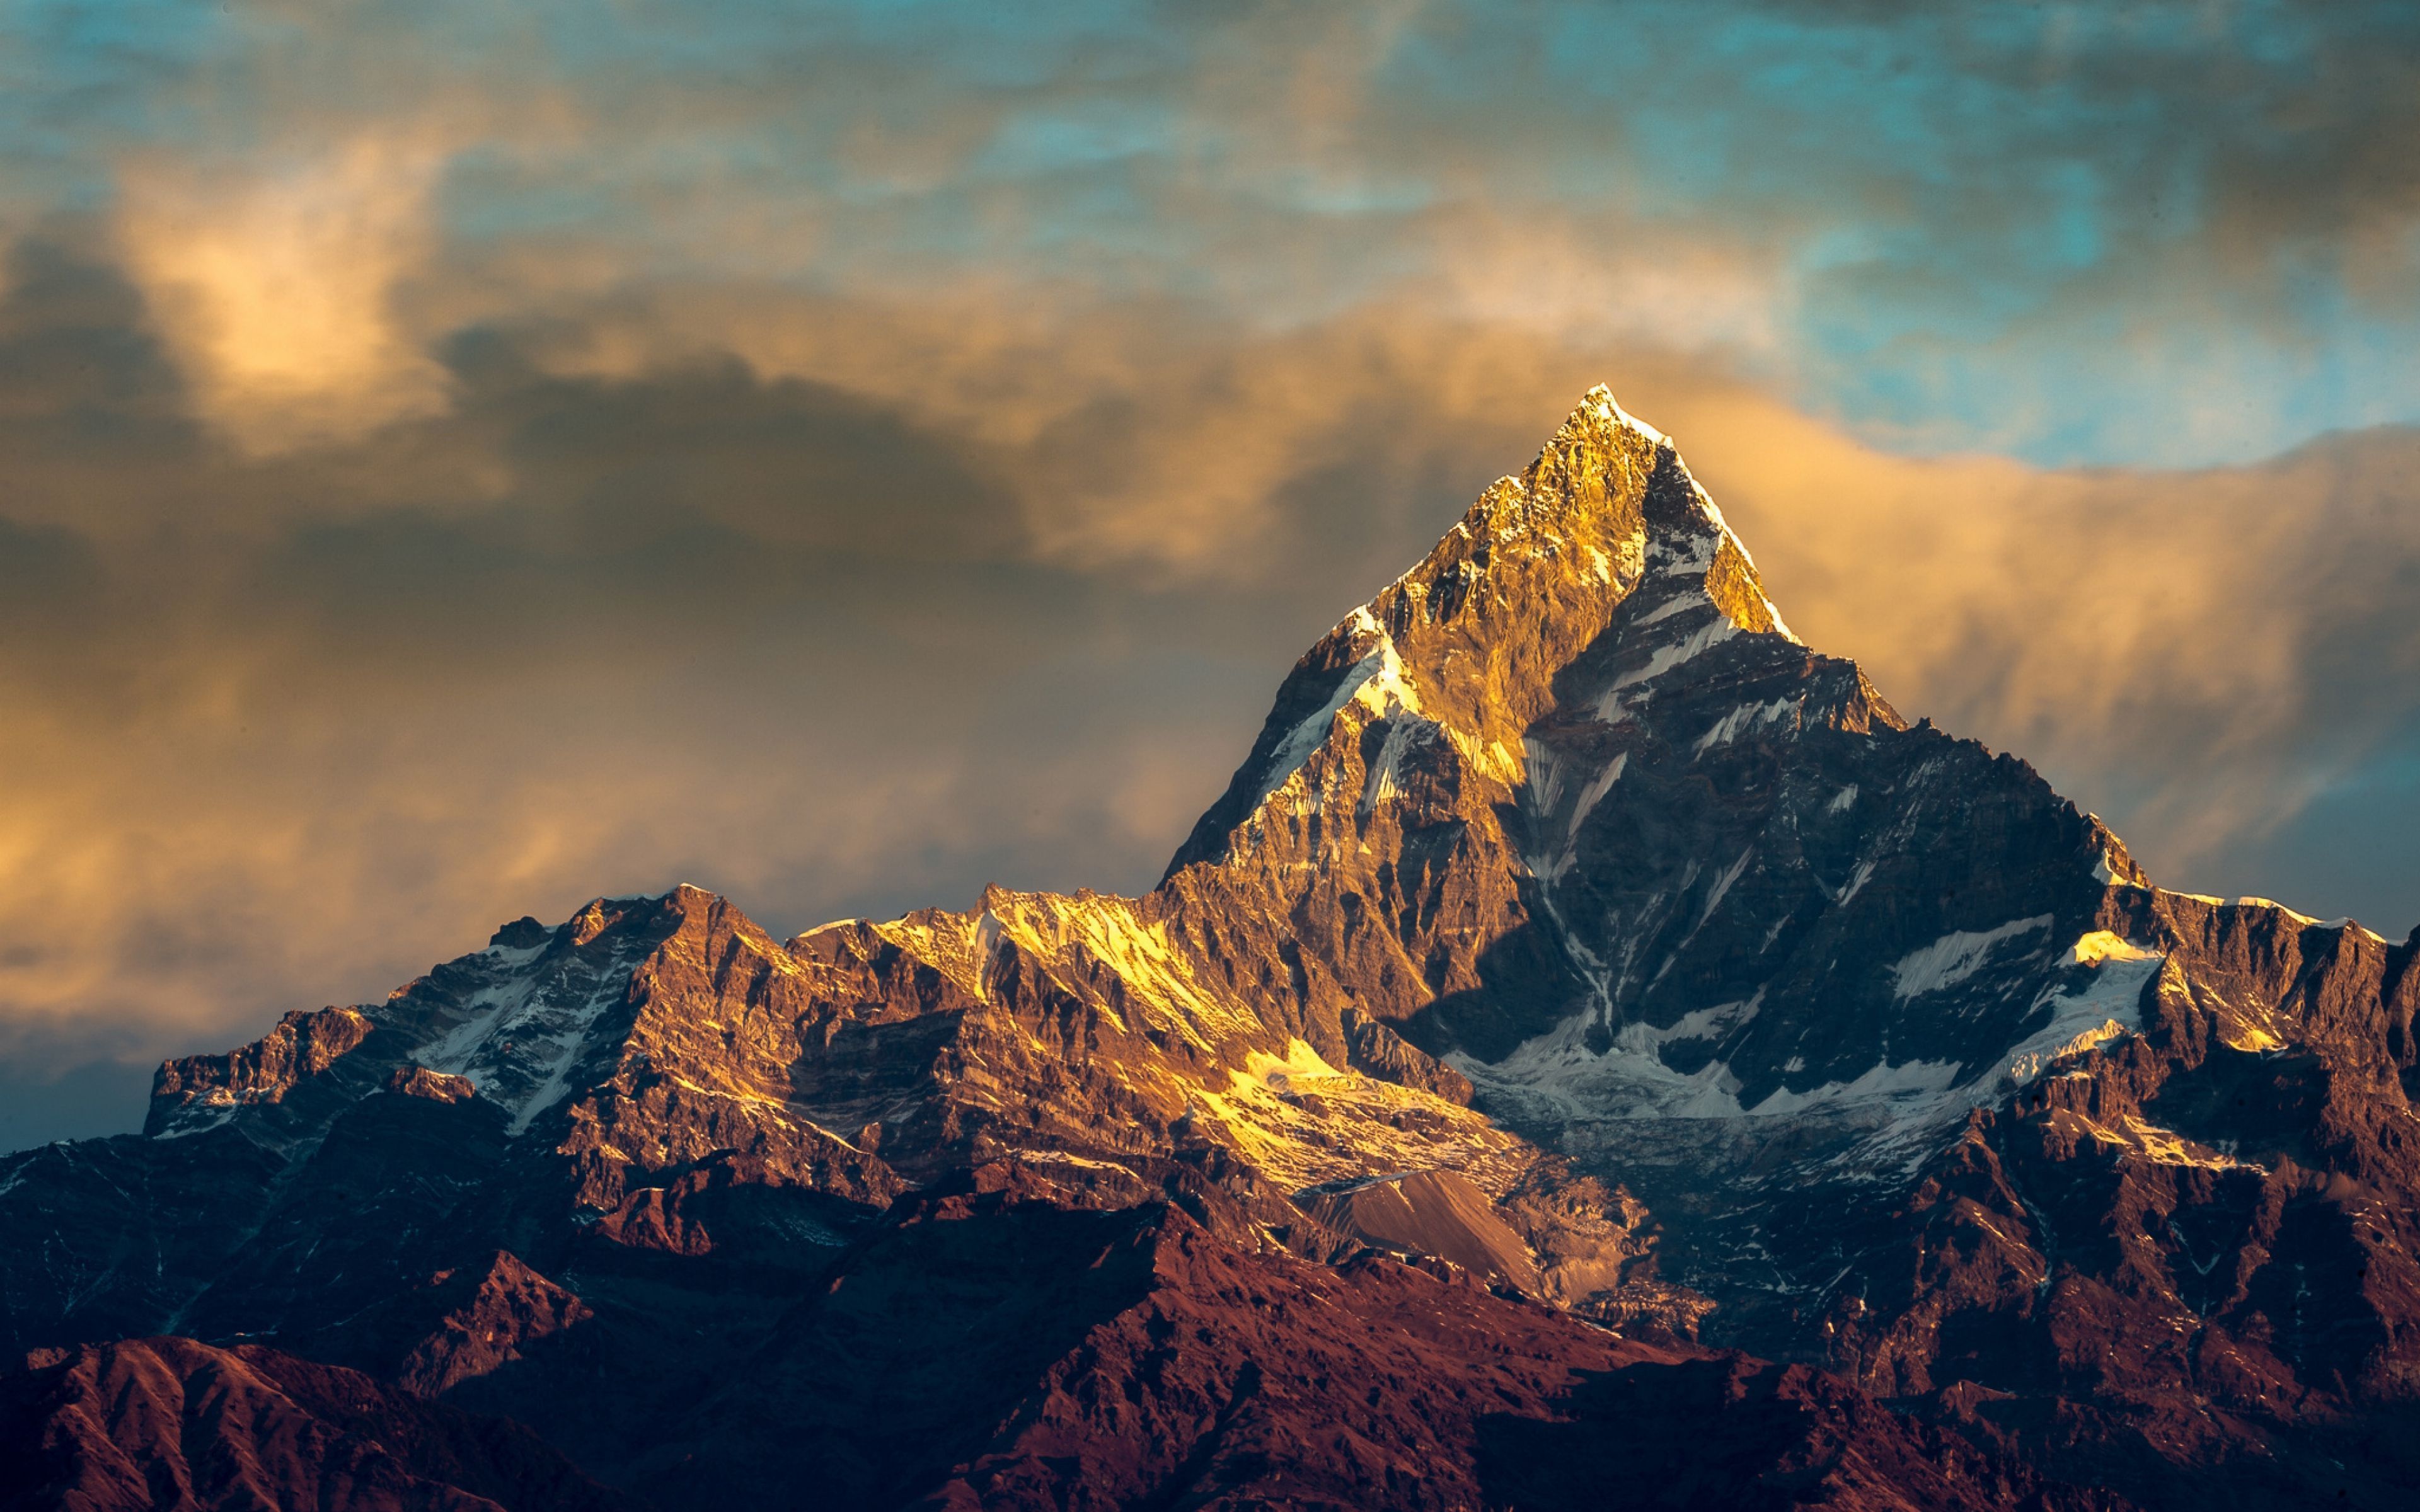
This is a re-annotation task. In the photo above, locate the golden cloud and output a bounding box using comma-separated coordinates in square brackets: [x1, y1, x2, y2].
[115, 133, 454, 452]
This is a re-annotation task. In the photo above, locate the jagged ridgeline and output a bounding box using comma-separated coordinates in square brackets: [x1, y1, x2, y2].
[5, 389, 2416, 1511]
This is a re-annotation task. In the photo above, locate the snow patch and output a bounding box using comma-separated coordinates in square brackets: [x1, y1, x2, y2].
[2068, 931, 2158, 968]
[1458, 929, 2170, 1186]
[1569, 754, 1625, 834]
[151, 1094, 244, 1139]
[1631, 590, 1707, 628]
[1257, 609, 1425, 809]
[1594, 616, 1738, 720]
[1520, 743, 1627, 885]
[1891, 916, 2051, 1000]
[414, 935, 647, 1138]
[483, 937, 551, 968]
[2231, 896, 2311, 920]
[1695, 850, 1753, 931]
[2089, 851, 2141, 888]
[1359, 716, 1434, 815]
[1693, 697, 1797, 755]
[2001, 933, 2164, 1085]
[1608, 991, 1762, 1055]
[1744, 1059, 1963, 1119]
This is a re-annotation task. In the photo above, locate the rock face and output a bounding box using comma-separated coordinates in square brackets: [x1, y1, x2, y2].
[1, 387, 2413, 1509]
[0, 1337, 634, 1512]
[1296, 1167, 1542, 1292]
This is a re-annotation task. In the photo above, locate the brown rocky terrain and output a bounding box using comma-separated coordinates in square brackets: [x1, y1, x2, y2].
[0, 1337, 633, 1512]
[1, 387, 2411, 1508]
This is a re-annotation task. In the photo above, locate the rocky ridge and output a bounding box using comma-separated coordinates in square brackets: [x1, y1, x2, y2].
[1, 387, 2413, 1509]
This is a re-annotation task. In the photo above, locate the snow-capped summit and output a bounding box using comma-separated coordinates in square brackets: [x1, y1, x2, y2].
[1167, 387, 1792, 879]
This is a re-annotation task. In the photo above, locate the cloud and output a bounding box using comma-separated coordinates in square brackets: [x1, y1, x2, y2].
[115, 132, 457, 452]
[38, 0, 2420, 467]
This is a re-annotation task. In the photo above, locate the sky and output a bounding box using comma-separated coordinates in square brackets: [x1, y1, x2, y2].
[2, 0, 2417, 1147]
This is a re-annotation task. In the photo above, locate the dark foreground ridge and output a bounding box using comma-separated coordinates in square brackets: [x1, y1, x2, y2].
[4, 389, 2414, 1509]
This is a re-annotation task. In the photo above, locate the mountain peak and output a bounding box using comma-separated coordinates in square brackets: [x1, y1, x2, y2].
[1363, 386, 1792, 656]
[1165, 386, 1798, 874]
[1557, 382, 1669, 449]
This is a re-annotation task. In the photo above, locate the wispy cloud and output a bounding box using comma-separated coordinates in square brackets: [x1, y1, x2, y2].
[14, 1, 2415, 462]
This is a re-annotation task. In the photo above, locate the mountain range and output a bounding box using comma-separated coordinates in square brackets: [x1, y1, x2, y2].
[4, 389, 2412, 1511]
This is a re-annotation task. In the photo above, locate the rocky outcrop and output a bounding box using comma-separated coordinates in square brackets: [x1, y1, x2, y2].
[389, 1064, 479, 1102]
[148, 1004, 376, 1139]
[1297, 1167, 1543, 1292]
[0, 1337, 633, 1512]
